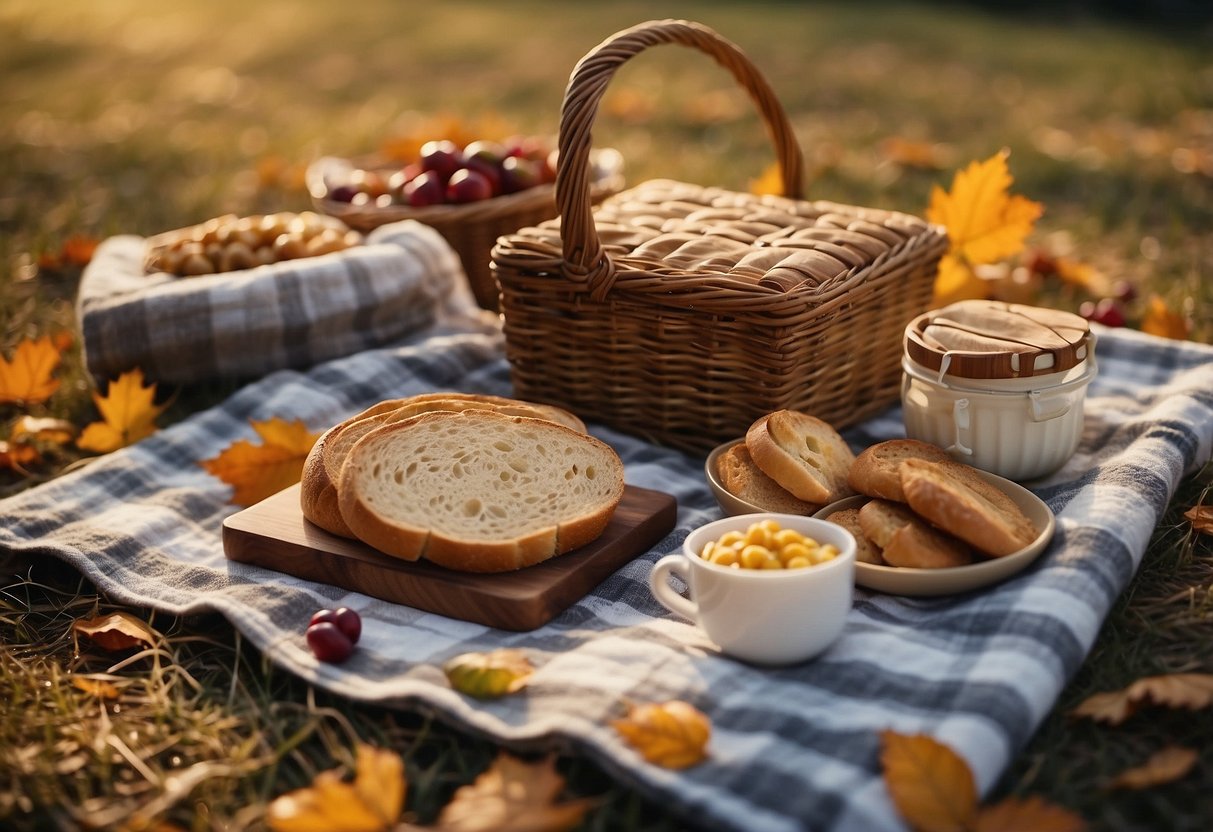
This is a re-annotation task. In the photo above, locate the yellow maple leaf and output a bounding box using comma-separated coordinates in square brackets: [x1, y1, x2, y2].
[748, 161, 784, 197]
[201, 417, 321, 506]
[1140, 295, 1191, 341]
[612, 700, 711, 769]
[0, 335, 63, 406]
[932, 252, 990, 307]
[77, 369, 166, 454]
[433, 753, 591, 832]
[444, 649, 534, 699]
[928, 150, 1043, 269]
[267, 744, 403, 832]
[880, 731, 977, 832]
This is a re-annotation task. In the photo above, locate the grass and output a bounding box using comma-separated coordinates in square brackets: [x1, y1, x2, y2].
[1, 0, 1212, 828]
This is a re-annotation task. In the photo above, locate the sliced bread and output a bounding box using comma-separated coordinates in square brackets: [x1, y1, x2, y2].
[848, 438, 953, 502]
[858, 499, 972, 569]
[337, 410, 625, 572]
[900, 459, 1038, 558]
[825, 506, 884, 565]
[301, 394, 586, 538]
[745, 410, 856, 504]
[716, 442, 821, 515]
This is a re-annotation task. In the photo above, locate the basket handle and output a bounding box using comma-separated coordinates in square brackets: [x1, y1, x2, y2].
[556, 19, 805, 299]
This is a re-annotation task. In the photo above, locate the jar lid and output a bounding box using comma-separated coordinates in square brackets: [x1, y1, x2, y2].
[904, 300, 1091, 379]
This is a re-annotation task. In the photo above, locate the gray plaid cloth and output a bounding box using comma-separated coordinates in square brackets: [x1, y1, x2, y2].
[76, 219, 474, 384]
[3, 308, 1212, 831]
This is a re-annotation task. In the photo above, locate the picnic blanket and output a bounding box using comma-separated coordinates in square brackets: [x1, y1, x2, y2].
[3, 302, 1212, 831]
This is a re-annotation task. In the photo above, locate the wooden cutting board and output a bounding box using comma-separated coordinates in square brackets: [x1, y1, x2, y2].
[222, 483, 677, 631]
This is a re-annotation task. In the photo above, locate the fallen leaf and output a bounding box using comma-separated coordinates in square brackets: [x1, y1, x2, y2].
[432, 754, 591, 832]
[200, 417, 321, 506]
[879, 731, 977, 832]
[882, 136, 948, 170]
[73, 611, 158, 652]
[77, 368, 166, 453]
[444, 649, 534, 699]
[1107, 746, 1198, 791]
[747, 161, 784, 197]
[612, 700, 710, 769]
[1071, 673, 1213, 725]
[1140, 295, 1191, 341]
[974, 795, 1086, 832]
[53, 330, 75, 352]
[71, 676, 121, 699]
[0, 440, 40, 471]
[603, 88, 655, 124]
[267, 744, 404, 832]
[932, 252, 990, 307]
[1053, 256, 1110, 296]
[10, 415, 78, 445]
[0, 335, 63, 406]
[62, 235, 100, 266]
[1186, 505, 1213, 535]
[928, 150, 1043, 268]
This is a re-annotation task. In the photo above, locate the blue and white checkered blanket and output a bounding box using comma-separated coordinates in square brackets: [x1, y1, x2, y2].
[3, 300, 1211, 831]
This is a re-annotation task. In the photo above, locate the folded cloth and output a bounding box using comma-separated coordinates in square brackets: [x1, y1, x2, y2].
[76, 219, 481, 384]
[2, 322, 1211, 832]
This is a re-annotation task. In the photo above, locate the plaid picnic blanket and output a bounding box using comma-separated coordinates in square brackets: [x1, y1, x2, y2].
[3, 306, 1211, 831]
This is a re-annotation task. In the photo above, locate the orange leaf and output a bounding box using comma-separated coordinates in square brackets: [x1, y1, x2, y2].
[748, 161, 784, 197]
[0, 440, 40, 471]
[612, 700, 711, 769]
[1053, 257, 1109, 295]
[933, 252, 991, 307]
[1071, 673, 1213, 725]
[77, 369, 165, 454]
[928, 150, 1043, 267]
[71, 676, 121, 699]
[974, 795, 1086, 832]
[1140, 295, 1191, 341]
[879, 731, 978, 832]
[882, 136, 949, 170]
[433, 753, 591, 832]
[11, 415, 78, 446]
[200, 417, 321, 506]
[73, 611, 158, 652]
[444, 649, 534, 699]
[62, 235, 99, 266]
[1185, 504, 1213, 535]
[1107, 746, 1198, 791]
[0, 335, 63, 406]
[267, 743, 404, 832]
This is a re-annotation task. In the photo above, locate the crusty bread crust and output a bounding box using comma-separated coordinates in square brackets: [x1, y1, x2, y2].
[717, 442, 820, 514]
[900, 459, 1038, 558]
[745, 410, 856, 504]
[300, 394, 586, 539]
[337, 410, 624, 572]
[858, 499, 972, 569]
[848, 439, 952, 502]
[825, 506, 884, 565]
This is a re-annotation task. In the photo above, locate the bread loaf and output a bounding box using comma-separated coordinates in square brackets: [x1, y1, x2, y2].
[301, 393, 585, 537]
[848, 439, 953, 502]
[337, 410, 625, 572]
[745, 410, 856, 504]
[716, 442, 821, 515]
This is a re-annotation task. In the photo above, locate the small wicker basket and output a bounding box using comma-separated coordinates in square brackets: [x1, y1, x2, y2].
[308, 150, 624, 312]
[491, 19, 949, 455]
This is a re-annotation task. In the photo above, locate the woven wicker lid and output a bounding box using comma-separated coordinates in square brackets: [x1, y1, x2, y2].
[905, 300, 1091, 379]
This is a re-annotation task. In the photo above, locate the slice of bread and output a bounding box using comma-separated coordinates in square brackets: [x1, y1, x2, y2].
[825, 506, 884, 565]
[900, 459, 1038, 558]
[300, 394, 586, 538]
[716, 442, 821, 515]
[849, 439, 953, 502]
[337, 410, 625, 572]
[858, 499, 972, 569]
[745, 410, 856, 504]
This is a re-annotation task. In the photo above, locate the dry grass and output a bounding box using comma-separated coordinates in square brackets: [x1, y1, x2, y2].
[2, 1, 1212, 829]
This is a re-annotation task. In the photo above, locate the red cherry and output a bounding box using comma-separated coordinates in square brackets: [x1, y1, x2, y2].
[404, 171, 446, 207]
[306, 622, 354, 663]
[310, 607, 362, 643]
[1081, 297, 1126, 327]
[419, 140, 465, 180]
[446, 168, 493, 203]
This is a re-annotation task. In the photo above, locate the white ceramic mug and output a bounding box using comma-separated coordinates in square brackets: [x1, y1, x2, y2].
[650, 514, 856, 665]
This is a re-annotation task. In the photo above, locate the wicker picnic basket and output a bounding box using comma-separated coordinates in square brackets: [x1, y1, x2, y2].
[491, 20, 949, 454]
[307, 150, 624, 312]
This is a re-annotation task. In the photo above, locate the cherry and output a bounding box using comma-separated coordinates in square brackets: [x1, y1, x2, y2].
[500, 156, 541, 194]
[419, 140, 465, 180]
[327, 184, 359, 203]
[1113, 279, 1138, 303]
[310, 607, 362, 643]
[306, 622, 354, 663]
[404, 171, 446, 207]
[446, 168, 493, 203]
[1079, 297, 1126, 328]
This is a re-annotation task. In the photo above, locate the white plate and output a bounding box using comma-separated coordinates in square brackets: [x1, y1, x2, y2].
[813, 470, 1056, 596]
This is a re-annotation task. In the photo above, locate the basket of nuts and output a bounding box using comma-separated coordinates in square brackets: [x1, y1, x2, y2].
[307, 139, 625, 311]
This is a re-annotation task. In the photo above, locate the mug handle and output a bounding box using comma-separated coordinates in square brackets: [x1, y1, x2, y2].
[649, 555, 699, 622]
